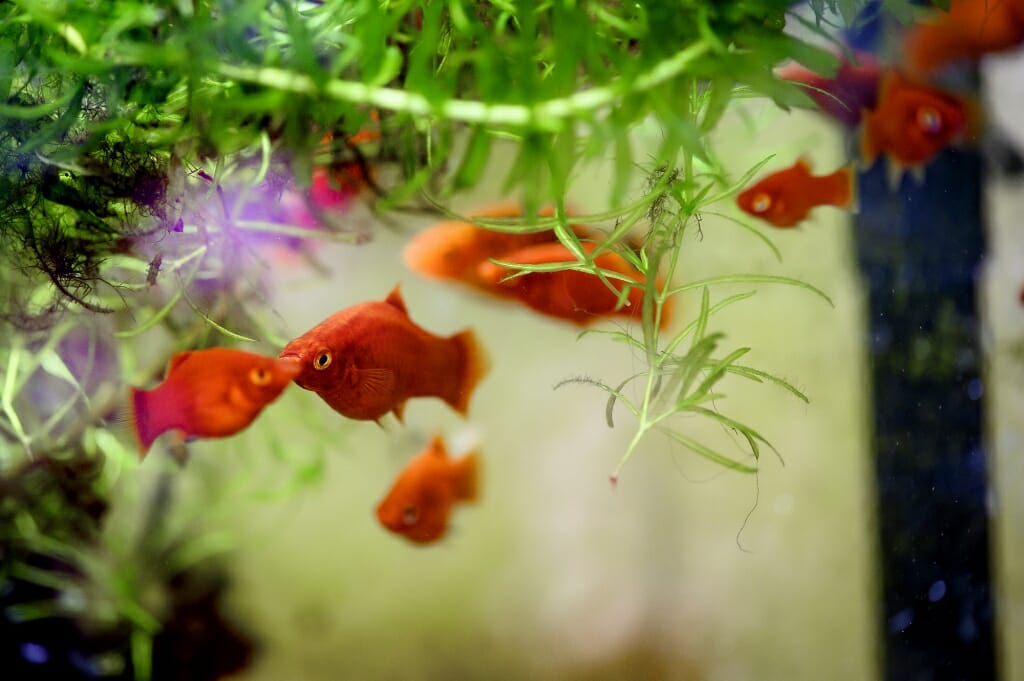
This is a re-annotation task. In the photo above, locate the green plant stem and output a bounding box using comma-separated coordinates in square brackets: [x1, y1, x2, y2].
[214, 40, 711, 129]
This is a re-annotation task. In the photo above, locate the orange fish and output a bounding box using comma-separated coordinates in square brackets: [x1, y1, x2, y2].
[309, 162, 373, 210]
[476, 241, 669, 327]
[776, 51, 882, 127]
[860, 71, 976, 171]
[128, 348, 301, 456]
[402, 203, 592, 291]
[736, 158, 855, 228]
[278, 286, 488, 421]
[375, 434, 479, 544]
[903, 0, 1024, 76]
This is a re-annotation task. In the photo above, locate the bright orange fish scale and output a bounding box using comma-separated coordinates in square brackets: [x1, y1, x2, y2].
[402, 203, 593, 289]
[904, 0, 1024, 76]
[477, 241, 668, 328]
[128, 348, 301, 456]
[278, 286, 488, 421]
[736, 158, 854, 229]
[860, 71, 973, 168]
[376, 434, 479, 545]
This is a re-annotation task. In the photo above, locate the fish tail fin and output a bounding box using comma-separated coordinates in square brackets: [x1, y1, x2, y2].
[845, 164, 860, 215]
[657, 289, 674, 331]
[449, 329, 490, 416]
[827, 165, 857, 210]
[125, 386, 156, 457]
[963, 95, 985, 145]
[859, 113, 881, 168]
[454, 451, 480, 502]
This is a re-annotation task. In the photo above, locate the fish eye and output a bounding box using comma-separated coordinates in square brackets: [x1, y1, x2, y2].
[249, 367, 272, 386]
[751, 193, 772, 214]
[402, 506, 419, 526]
[313, 350, 332, 371]
[917, 106, 943, 134]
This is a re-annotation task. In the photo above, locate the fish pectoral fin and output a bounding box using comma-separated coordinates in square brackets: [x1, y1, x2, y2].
[357, 367, 396, 398]
[166, 351, 193, 376]
[392, 400, 406, 422]
[885, 157, 907, 192]
[227, 383, 255, 410]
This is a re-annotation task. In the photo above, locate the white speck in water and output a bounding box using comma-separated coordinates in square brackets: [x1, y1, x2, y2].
[888, 607, 914, 633]
[773, 494, 794, 515]
[928, 580, 947, 602]
[967, 379, 983, 401]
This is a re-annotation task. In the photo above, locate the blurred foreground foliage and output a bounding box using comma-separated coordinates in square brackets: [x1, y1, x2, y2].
[0, 1, 927, 677]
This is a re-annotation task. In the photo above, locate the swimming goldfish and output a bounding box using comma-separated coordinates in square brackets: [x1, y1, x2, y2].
[736, 158, 855, 228]
[278, 286, 488, 421]
[475, 241, 668, 327]
[860, 71, 977, 172]
[776, 51, 881, 127]
[903, 0, 1024, 76]
[375, 434, 478, 544]
[402, 203, 592, 292]
[128, 348, 301, 456]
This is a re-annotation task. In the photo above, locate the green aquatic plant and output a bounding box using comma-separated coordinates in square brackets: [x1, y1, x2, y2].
[0, 0, 927, 677]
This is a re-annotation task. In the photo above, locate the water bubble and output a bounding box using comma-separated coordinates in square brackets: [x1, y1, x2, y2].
[887, 607, 914, 633]
[967, 379, 983, 401]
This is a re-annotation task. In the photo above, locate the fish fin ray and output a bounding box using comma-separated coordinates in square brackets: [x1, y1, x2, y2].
[449, 329, 490, 416]
[846, 165, 860, 215]
[384, 284, 408, 314]
[124, 386, 156, 457]
[859, 114, 881, 168]
[455, 451, 480, 502]
[166, 351, 192, 376]
[428, 434, 448, 458]
[358, 367, 396, 399]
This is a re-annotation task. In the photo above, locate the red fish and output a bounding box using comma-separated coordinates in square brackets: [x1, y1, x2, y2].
[402, 203, 592, 291]
[278, 286, 489, 421]
[736, 158, 855, 228]
[375, 434, 479, 544]
[128, 348, 301, 456]
[860, 71, 977, 171]
[475, 241, 669, 327]
[904, 0, 1024, 76]
[776, 51, 882, 127]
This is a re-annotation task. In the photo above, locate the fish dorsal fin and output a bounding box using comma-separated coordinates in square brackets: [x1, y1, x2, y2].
[427, 434, 449, 459]
[795, 155, 813, 174]
[384, 285, 407, 314]
[357, 367, 396, 398]
[166, 351, 193, 376]
[877, 70, 903, 102]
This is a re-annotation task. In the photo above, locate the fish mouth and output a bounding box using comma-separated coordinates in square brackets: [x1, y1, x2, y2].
[277, 353, 304, 378]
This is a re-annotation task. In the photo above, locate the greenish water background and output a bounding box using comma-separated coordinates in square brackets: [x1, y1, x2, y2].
[119, 106, 895, 680]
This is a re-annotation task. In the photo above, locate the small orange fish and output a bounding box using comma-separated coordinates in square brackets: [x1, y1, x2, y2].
[860, 71, 976, 171]
[736, 158, 855, 228]
[128, 348, 301, 456]
[903, 0, 1024, 76]
[476, 241, 669, 327]
[376, 434, 478, 544]
[402, 203, 590, 291]
[278, 286, 488, 421]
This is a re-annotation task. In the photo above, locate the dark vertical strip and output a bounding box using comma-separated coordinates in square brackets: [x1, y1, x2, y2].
[853, 149, 995, 680]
